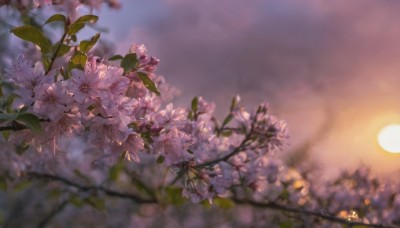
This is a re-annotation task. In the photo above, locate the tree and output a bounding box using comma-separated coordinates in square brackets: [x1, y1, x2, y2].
[0, 1, 398, 227]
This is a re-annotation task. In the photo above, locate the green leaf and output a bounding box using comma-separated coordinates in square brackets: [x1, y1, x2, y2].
[16, 113, 42, 133]
[68, 61, 84, 72]
[70, 35, 77, 42]
[79, 33, 100, 53]
[220, 130, 233, 137]
[279, 189, 290, 200]
[0, 176, 7, 191]
[86, 197, 105, 211]
[42, 55, 51, 71]
[67, 15, 98, 36]
[73, 169, 91, 184]
[191, 97, 198, 112]
[0, 113, 18, 121]
[4, 94, 18, 113]
[165, 187, 186, 206]
[279, 221, 292, 228]
[44, 14, 66, 25]
[2, 131, 10, 141]
[187, 111, 193, 120]
[70, 194, 84, 208]
[131, 176, 156, 198]
[230, 96, 239, 112]
[121, 53, 138, 74]
[20, 14, 40, 28]
[108, 161, 124, 181]
[214, 198, 234, 209]
[74, 15, 99, 24]
[108, 55, 123, 61]
[156, 155, 165, 164]
[47, 189, 62, 200]
[201, 199, 212, 208]
[53, 42, 71, 57]
[71, 52, 87, 68]
[136, 72, 161, 96]
[222, 114, 233, 127]
[68, 22, 85, 36]
[11, 26, 51, 53]
[18, 106, 28, 113]
[14, 180, 31, 192]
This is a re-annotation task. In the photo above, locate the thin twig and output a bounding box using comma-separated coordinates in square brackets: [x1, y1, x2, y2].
[45, 24, 69, 75]
[0, 122, 26, 131]
[37, 200, 68, 228]
[195, 111, 258, 168]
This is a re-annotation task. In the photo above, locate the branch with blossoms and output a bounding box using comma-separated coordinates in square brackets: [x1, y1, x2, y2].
[232, 199, 391, 228]
[0, 1, 400, 227]
[24, 171, 393, 227]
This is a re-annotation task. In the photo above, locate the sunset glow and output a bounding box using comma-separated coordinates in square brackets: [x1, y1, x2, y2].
[378, 124, 400, 153]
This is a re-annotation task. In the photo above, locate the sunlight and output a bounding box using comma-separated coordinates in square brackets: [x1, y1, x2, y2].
[378, 124, 400, 153]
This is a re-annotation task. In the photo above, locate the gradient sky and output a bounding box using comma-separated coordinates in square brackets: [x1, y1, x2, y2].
[90, 0, 400, 176]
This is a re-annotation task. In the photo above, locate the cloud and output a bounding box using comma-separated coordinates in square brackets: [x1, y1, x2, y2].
[104, 0, 400, 174]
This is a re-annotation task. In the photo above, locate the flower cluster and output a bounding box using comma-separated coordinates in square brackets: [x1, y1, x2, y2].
[4, 43, 288, 203]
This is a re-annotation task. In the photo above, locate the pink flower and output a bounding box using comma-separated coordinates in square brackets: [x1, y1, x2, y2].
[33, 82, 73, 121]
[89, 115, 127, 145]
[197, 97, 215, 114]
[33, 0, 52, 7]
[6, 55, 53, 104]
[233, 107, 251, 126]
[120, 133, 144, 162]
[210, 175, 233, 195]
[68, 69, 101, 105]
[154, 127, 193, 166]
[94, 95, 137, 127]
[98, 66, 129, 96]
[182, 180, 212, 203]
[130, 44, 147, 57]
[132, 94, 160, 119]
[44, 113, 83, 137]
[152, 103, 187, 130]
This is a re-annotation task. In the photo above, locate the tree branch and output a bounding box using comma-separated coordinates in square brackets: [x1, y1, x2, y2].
[45, 25, 69, 75]
[0, 121, 27, 131]
[233, 198, 393, 228]
[37, 200, 68, 228]
[27, 172, 394, 227]
[195, 108, 262, 168]
[0, 119, 49, 132]
[28, 172, 157, 204]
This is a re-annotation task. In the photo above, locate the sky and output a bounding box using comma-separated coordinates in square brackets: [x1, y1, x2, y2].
[91, 0, 400, 176]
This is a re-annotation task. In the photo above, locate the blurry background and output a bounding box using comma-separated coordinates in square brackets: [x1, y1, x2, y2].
[15, 0, 400, 176]
[88, 0, 400, 176]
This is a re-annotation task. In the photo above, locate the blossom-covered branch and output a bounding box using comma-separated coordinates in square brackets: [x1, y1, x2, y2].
[233, 199, 391, 228]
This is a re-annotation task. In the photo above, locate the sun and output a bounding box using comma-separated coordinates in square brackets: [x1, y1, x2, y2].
[378, 124, 400, 153]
